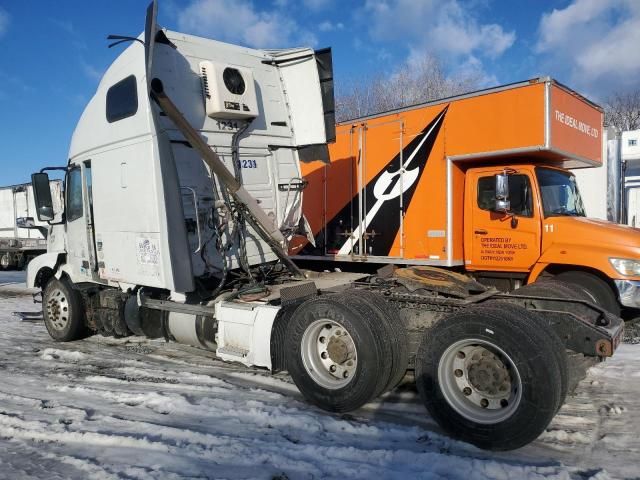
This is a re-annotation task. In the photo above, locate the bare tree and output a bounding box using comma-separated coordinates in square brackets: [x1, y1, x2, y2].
[604, 90, 640, 131]
[335, 53, 482, 122]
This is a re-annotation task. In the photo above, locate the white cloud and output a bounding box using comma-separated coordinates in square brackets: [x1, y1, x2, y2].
[0, 7, 10, 38]
[536, 0, 640, 95]
[80, 60, 103, 81]
[318, 20, 343, 32]
[178, 0, 317, 48]
[363, 0, 515, 59]
[303, 0, 332, 11]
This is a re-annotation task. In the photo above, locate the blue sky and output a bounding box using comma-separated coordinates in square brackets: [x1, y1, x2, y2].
[1, 0, 639, 186]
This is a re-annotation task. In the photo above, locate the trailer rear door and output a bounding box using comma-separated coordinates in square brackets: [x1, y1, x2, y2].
[327, 120, 405, 258]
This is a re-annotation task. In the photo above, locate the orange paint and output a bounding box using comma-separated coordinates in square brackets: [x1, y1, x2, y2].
[294, 78, 640, 284]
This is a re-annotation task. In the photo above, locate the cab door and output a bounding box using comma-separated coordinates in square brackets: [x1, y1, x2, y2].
[465, 168, 541, 271]
[65, 161, 98, 281]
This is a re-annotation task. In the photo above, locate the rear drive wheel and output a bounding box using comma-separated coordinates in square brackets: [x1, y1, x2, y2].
[416, 304, 563, 450]
[345, 290, 409, 392]
[513, 279, 597, 395]
[556, 271, 620, 316]
[285, 294, 390, 412]
[42, 277, 88, 342]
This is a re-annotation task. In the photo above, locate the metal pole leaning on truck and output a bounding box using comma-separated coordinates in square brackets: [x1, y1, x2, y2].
[148, 78, 304, 279]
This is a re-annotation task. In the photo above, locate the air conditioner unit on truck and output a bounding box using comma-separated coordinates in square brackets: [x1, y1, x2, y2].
[0, 180, 62, 270]
[294, 79, 640, 317]
[25, 1, 623, 451]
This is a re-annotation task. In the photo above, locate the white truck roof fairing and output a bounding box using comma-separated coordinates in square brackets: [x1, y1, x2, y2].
[66, 25, 333, 293]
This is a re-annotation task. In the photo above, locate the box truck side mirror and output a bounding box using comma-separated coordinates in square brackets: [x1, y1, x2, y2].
[495, 173, 511, 212]
[31, 173, 54, 222]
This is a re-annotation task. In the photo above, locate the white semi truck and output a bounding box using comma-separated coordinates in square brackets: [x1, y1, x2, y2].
[25, 1, 623, 451]
[0, 180, 62, 269]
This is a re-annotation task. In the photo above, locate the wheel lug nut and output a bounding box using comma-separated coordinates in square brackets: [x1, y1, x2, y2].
[500, 399, 509, 408]
[480, 398, 489, 408]
[463, 387, 472, 396]
[330, 365, 337, 373]
[454, 369, 463, 378]
[321, 352, 328, 359]
[343, 372, 349, 379]
[319, 336, 326, 344]
[457, 351, 466, 359]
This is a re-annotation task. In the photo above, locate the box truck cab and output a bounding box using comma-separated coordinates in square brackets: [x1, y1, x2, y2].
[295, 78, 640, 315]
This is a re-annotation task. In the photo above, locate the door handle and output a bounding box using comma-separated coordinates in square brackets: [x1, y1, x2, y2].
[474, 229, 488, 235]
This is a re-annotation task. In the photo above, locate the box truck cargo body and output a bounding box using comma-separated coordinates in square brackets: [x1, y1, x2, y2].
[0, 180, 62, 269]
[296, 78, 640, 313]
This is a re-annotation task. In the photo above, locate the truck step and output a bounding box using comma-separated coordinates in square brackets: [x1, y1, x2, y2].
[217, 345, 249, 358]
[12, 311, 43, 322]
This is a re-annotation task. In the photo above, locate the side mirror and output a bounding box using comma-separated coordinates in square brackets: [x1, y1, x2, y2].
[494, 173, 511, 212]
[31, 173, 54, 221]
[16, 217, 36, 229]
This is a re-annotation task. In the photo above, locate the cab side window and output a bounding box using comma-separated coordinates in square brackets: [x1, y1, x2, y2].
[66, 167, 83, 222]
[477, 174, 533, 217]
[106, 75, 138, 123]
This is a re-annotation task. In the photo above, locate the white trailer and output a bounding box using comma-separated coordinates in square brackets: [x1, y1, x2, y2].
[0, 180, 62, 269]
[23, 1, 623, 451]
[622, 130, 640, 227]
[572, 128, 640, 226]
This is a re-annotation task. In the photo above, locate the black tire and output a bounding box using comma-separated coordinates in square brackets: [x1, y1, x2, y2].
[416, 303, 563, 450]
[510, 281, 582, 408]
[346, 290, 409, 392]
[519, 278, 593, 303]
[42, 277, 88, 342]
[285, 294, 391, 412]
[512, 280, 599, 399]
[335, 294, 395, 398]
[556, 271, 620, 316]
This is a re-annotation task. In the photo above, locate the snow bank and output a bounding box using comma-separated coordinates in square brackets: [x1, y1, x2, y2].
[1, 274, 639, 479]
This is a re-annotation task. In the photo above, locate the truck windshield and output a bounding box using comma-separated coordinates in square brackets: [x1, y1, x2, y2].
[535, 167, 586, 217]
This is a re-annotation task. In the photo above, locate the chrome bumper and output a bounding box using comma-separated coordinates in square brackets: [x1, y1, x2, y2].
[614, 279, 640, 308]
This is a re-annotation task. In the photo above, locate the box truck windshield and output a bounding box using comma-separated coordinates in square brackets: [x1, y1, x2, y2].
[536, 167, 586, 217]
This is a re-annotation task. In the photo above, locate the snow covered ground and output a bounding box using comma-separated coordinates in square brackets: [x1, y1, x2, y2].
[0, 271, 639, 480]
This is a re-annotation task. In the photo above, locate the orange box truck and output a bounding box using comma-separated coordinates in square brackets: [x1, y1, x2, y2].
[295, 77, 640, 315]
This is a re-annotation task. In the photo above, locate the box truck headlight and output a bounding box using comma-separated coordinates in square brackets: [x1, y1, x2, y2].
[610, 258, 640, 276]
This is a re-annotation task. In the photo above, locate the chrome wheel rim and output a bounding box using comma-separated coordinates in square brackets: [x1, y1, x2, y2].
[45, 287, 70, 331]
[438, 338, 522, 424]
[300, 319, 358, 390]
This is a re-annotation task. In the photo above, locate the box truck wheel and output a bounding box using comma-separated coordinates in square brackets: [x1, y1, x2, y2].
[415, 304, 563, 450]
[285, 294, 392, 412]
[42, 278, 88, 342]
[345, 290, 409, 393]
[556, 271, 621, 316]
